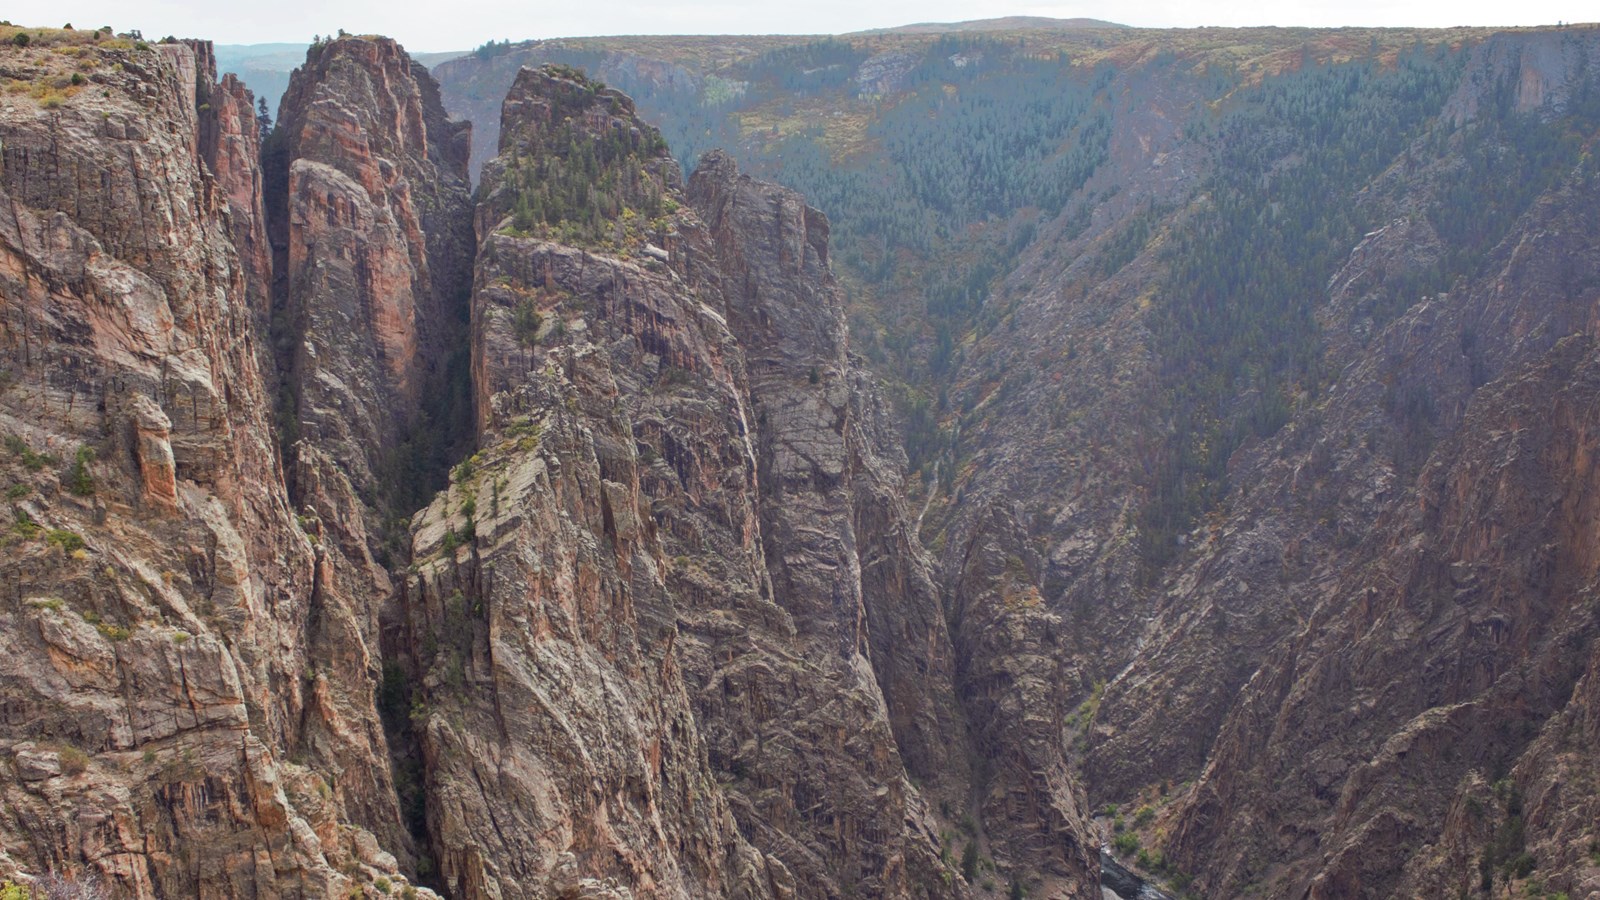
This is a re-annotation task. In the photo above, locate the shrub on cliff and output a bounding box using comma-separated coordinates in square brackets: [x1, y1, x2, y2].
[67, 446, 94, 496]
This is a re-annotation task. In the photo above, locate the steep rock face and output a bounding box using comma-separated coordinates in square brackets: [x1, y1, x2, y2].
[393, 66, 994, 899]
[907, 54, 1205, 894]
[846, 26, 1600, 899]
[975, 27, 1600, 898]
[397, 67, 783, 900]
[19, 22, 1600, 900]
[0, 35, 425, 898]
[260, 35, 482, 869]
[661, 23, 1600, 899]
[688, 152, 983, 898]
[266, 34, 475, 560]
[0, 36, 1000, 899]
[436, 44, 721, 182]
[1152, 123, 1600, 896]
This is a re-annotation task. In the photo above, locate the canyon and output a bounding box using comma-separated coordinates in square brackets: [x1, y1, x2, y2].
[0, 17, 1598, 900]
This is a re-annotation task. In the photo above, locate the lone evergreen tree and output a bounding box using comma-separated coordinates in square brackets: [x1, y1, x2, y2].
[257, 97, 272, 141]
[961, 841, 979, 881]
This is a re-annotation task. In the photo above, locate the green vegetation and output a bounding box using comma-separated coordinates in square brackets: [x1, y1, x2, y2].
[512, 297, 544, 345]
[1133, 42, 1600, 568]
[0, 24, 136, 110]
[1134, 847, 1197, 896]
[739, 39, 1112, 391]
[376, 656, 432, 878]
[472, 38, 514, 60]
[57, 746, 88, 775]
[11, 508, 40, 540]
[6, 435, 56, 471]
[372, 340, 475, 563]
[1095, 201, 1168, 278]
[503, 37, 1107, 329]
[429, 589, 483, 691]
[1480, 781, 1536, 891]
[45, 529, 85, 552]
[497, 69, 672, 247]
[1407, 69, 1600, 330]
[67, 446, 95, 496]
[464, 38, 1122, 486]
[1135, 47, 1462, 567]
[960, 840, 979, 881]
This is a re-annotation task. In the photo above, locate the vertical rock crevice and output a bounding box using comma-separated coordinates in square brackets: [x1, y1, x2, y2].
[0, 34, 435, 898]
[263, 34, 476, 533]
[259, 34, 479, 881]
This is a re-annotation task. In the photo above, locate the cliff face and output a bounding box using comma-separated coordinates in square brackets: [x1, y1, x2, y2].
[1, 33, 1009, 899]
[910, 26, 1600, 900]
[11, 20, 1600, 900]
[0, 34, 426, 898]
[260, 34, 482, 874]
[687, 152, 1001, 896]
[396, 68, 778, 898]
[1148, 73, 1600, 893]
[387, 66, 1028, 899]
[265, 35, 475, 547]
[429, 23, 1600, 900]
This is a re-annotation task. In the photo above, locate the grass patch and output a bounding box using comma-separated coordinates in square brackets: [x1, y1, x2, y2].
[11, 509, 40, 539]
[45, 529, 85, 552]
[57, 746, 88, 775]
[6, 435, 56, 471]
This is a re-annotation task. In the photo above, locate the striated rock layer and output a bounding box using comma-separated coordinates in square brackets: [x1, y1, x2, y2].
[261, 35, 479, 875]
[688, 150, 990, 896]
[21, 20, 1600, 900]
[264, 33, 475, 557]
[0, 35, 1019, 899]
[0, 34, 429, 898]
[386, 65, 1029, 899]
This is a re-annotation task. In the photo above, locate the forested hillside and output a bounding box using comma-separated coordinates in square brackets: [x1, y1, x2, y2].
[4, 16, 1600, 900]
[434, 24, 1531, 491]
[436, 22, 1600, 899]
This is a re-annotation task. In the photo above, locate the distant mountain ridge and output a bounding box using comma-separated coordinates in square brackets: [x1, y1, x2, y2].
[852, 15, 1128, 34]
[210, 16, 1126, 117]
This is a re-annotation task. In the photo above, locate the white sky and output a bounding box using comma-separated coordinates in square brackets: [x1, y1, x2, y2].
[6, 0, 1593, 52]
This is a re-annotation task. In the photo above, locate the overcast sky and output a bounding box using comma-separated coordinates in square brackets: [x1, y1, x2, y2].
[7, 0, 1593, 52]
